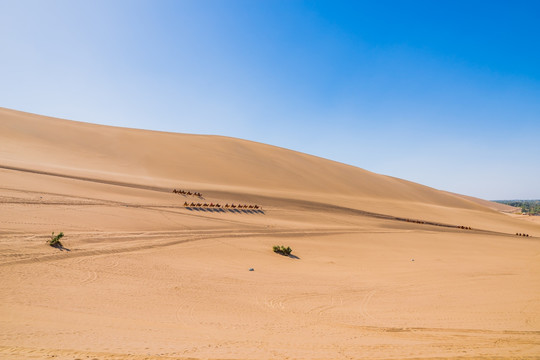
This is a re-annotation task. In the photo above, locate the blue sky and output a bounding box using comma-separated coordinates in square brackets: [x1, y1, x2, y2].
[1, 0, 539, 199]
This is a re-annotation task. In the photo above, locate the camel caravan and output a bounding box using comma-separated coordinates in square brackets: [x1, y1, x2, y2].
[405, 218, 472, 230]
[174, 189, 263, 212]
[172, 189, 202, 197]
[516, 233, 530, 237]
[405, 219, 426, 224]
[224, 203, 261, 209]
[183, 202, 262, 210]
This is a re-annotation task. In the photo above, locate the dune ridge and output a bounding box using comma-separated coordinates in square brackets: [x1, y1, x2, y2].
[0, 107, 499, 206]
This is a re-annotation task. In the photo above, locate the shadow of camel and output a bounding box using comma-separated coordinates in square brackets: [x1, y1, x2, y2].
[184, 206, 265, 215]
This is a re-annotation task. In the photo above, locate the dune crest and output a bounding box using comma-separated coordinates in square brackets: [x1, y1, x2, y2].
[0, 108, 513, 207]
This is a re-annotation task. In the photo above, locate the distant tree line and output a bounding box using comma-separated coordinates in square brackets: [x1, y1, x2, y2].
[495, 200, 540, 215]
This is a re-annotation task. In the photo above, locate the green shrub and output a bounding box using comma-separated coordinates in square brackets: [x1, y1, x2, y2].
[48, 232, 64, 247]
[273, 245, 292, 256]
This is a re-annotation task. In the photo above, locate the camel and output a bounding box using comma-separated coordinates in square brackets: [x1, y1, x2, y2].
[190, 202, 196, 206]
[254, 205, 259, 209]
[231, 204, 236, 208]
[196, 203, 202, 207]
[184, 202, 188, 207]
[187, 192, 192, 195]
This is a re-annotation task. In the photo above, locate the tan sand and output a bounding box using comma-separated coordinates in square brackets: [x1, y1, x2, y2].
[0, 107, 539, 359]
[451, 192, 522, 213]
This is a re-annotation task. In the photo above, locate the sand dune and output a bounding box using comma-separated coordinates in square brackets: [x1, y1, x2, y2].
[0, 108, 504, 206]
[1, 107, 539, 359]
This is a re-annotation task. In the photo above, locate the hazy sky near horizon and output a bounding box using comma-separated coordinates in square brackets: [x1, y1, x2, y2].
[1, 0, 539, 199]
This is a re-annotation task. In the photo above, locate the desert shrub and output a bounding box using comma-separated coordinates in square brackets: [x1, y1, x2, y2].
[48, 232, 64, 247]
[273, 245, 292, 256]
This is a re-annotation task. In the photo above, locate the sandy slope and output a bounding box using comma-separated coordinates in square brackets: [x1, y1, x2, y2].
[451, 192, 522, 213]
[0, 107, 539, 360]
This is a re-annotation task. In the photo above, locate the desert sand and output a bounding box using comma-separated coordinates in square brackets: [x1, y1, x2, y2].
[0, 107, 539, 360]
